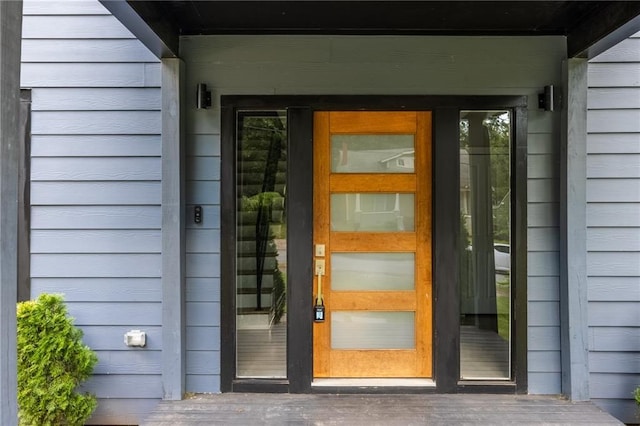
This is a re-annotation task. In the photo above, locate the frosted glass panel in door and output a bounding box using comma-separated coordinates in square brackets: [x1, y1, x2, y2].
[331, 193, 414, 231]
[331, 135, 415, 173]
[331, 253, 415, 290]
[331, 311, 415, 349]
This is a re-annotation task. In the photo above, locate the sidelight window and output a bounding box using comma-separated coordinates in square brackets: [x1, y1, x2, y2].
[459, 110, 512, 380]
[235, 111, 287, 378]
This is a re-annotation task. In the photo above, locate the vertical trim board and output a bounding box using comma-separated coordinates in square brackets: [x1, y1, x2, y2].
[161, 57, 186, 400]
[0, 1, 22, 423]
[559, 58, 590, 401]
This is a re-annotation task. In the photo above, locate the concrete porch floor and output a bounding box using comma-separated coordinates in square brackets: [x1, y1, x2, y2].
[141, 393, 623, 425]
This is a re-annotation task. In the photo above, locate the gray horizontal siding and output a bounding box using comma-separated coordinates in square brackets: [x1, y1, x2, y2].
[31, 253, 161, 277]
[182, 34, 566, 394]
[31, 278, 161, 301]
[187, 156, 220, 181]
[587, 154, 640, 178]
[528, 228, 560, 252]
[587, 179, 640, 202]
[528, 179, 559, 203]
[589, 277, 640, 301]
[587, 133, 640, 154]
[588, 88, 640, 109]
[22, 15, 134, 39]
[186, 375, 221, 393]
[186, 351, 220, 375]
[93, 350, 162, 375]
[31, 111, 160, 134]
[590, 34, 640, 63]
[31, 135, 161, 157]
[528, 351, 561, 373]
[22, 39, 159, 63]
[588, 110, 640, 133]
[590, 373, 640, 399]
[528, 372, 561, 395]
[186, 302, 220, 327]
[82, 326, 162, 351]
[31, 230, 161, 253]
[589, 352, 640, 374]
[82, 375, 162, 399]
[186, 230, 220, 253]
[186, 181, 220, 205]
[31, 206, 161, 229]
[66, 302, 162, 326]
[31, 158, 161, 181]
[587, 252, 640, 276]
[588, 63, 640, 87]
[587, 36, 640, 424]
[21, 63, 161, 87]
[31, 88, 161, 111]
[528, 326, 560, 351]
[589, 327, 640, 352]
[31, 182, 161, 205]
[187, 326, 221, 351]
[528, 203, 559, 228]
[586, 228, 640, 251]
[528, 277, 559, 301]
[588, 302, 640, 327]
[22, 1, 162, 423]
[186, 278, 220, 302]
[23, 0, 109, 15]
[587, 203, 640, 226]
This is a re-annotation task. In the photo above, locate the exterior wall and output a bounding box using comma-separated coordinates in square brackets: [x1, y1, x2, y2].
[180, 35, 567, 394]
[21, 1, 162, 424]
[587, 31, 640, 423]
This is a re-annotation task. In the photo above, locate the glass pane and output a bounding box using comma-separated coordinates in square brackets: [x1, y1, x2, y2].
[236, 111, 287, 378]
[331, 311, 415, 349]
[331, 193, 414, 231]
[331, 253, 415, 290]
[459, 110, 511, 380]
[331, 135, 415, 173]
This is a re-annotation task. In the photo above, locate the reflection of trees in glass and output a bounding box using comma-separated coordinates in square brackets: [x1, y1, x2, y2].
[460, 112, 510, 242]
[459, 111, 511, 379]
[485, 113, 510, 243]
[237, 114, 287, 325]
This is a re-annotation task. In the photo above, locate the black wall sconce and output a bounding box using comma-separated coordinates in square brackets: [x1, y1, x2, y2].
[196, 83, 212, 109]
[538, 85, 557, 111]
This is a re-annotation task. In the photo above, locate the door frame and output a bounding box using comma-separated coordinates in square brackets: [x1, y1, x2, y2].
[220, 95, 528, 394]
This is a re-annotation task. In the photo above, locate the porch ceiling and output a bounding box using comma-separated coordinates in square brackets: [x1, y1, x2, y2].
[101, 1, 640, 59]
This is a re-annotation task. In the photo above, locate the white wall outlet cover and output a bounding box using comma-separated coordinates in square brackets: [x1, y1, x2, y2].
[124, 330, 147, 347]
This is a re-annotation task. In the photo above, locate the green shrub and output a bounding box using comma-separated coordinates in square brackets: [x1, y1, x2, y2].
[17, 294, 98, 426]
[634, 386, 640, 406]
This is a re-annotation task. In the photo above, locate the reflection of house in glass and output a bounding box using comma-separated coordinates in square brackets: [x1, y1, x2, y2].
[379, 150, 415, 172]
[331, 135, 415, 173]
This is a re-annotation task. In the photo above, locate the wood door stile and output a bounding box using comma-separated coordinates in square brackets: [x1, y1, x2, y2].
[415, 112, 433, 377]
[313, 112, 331, 377]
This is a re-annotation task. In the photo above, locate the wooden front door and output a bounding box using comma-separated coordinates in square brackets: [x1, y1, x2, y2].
[313, 111, 432, 378]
